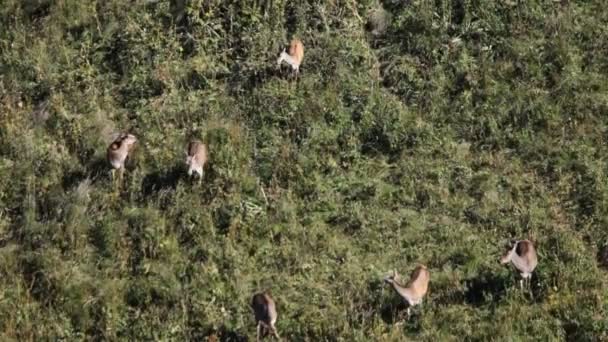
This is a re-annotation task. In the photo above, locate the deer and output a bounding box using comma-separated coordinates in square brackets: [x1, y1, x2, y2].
[251, 292, 281, 341]
[186, 140, 208, 184]
[500, 239, 538, 291]
[107, 133, 137, 183]
[277, 39, 304, 81]
[384, 265, 430, 318]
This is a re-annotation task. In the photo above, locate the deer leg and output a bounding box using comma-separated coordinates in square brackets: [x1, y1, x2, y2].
[271, 324, 281, 341]
[519, 278, 524, 291]
[258, 321, 272, 340]
[262, 0, 271, 17]
[257, 322, 261, 342]
[111, 168, 121, 193]
[394, 307, 409, 326]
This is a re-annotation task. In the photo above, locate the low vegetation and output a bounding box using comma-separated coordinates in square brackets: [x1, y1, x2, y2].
[1, 0, 607, 340]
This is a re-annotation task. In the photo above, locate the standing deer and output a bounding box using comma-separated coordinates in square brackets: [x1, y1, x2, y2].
[500, 239, 538, 290]
[384, 265, 430, 318]
[277, 39, 304, 80]
[251, 292, 281, 341]
[107, 133, 137, 183]
[186, 140, 208, 184]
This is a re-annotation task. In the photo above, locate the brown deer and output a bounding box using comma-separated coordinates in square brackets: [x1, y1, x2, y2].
[251, 292, 280, 341]
[384, 265, 430, 317]
[186, 140, 208, 184]
[277, 39, 304, 80]
[500, 239, 538, 290]
[107, 133, 137, 182]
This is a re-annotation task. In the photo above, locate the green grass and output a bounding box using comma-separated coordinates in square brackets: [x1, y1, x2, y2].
[1, 0, 608, 340]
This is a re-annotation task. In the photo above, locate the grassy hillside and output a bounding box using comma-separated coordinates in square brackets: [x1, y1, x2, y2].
[1, 0, 608, 340]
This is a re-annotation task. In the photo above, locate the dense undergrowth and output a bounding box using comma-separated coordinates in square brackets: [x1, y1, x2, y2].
[1, 0, 607, 340]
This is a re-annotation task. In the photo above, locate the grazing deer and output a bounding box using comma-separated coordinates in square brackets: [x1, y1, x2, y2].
[500, 239, 538, 290]
[384, 265, 430, 317]
[251, 292, 280, 341]
[107, 133, 137, 182]
[277, 39, 304, 80]
[186, 140, 208, 184]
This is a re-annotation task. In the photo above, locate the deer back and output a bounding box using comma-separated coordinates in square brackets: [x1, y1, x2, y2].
[289, 39, 304, 64]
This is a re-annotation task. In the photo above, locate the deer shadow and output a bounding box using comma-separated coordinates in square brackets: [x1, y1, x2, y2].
[228, 63, 286, 97]
[201, 325, 248, 342]
[61, 157, 110, 190]
[141, 165, 183, 197]
[463, 271, 508, 306]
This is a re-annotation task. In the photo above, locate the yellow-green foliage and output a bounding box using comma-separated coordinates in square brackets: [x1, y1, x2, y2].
[1, 0, 607, 340]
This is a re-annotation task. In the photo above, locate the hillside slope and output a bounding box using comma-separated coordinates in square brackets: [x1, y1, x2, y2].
[1, 1, 607, 340]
